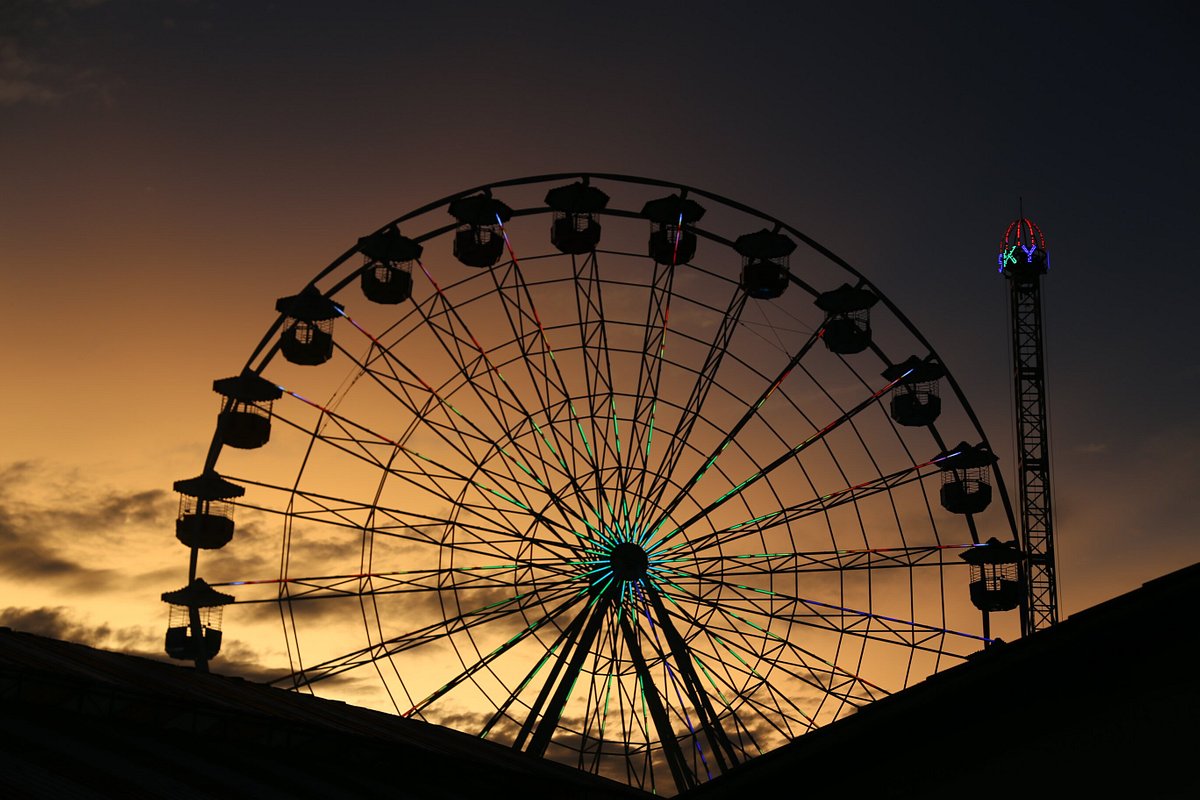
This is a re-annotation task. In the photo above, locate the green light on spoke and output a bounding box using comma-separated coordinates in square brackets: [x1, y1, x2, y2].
[480, 592, 524, 611]
[532, 419, 570, 471]
[735, 584, 779, 597]
[714, 634, 759, 676]
[588, 577, 614, 605]
[716, 473, 760, 506]
[729, 611, 782, 641]
[600, 672, 614, 738]
[729, 510, 783, 531]
[693, 655, 729, 706]
[577, 421, 594, 458]
[645, 402, 657, 458]
[473, 482, 530, 510]
[611, 399, 622, 458]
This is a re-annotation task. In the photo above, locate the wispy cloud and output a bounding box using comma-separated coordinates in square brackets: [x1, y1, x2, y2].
[1, 1, 117, 107]
[0, 39, 61, 105]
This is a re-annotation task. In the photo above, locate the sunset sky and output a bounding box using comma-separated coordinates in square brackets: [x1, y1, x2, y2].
[2, 0, 1197, 735]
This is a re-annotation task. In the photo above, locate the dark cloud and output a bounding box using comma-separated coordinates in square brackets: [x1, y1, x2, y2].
[0, 604, 290, 684]
[212, 639, 292, 684]
[422, 707, 494, 731]
[302, 670, 383, 700]
[234, 593, 359, 625]
[0, 460, 173, 591]
[0, 605, 113, 642]
[192, 510, 276, 579]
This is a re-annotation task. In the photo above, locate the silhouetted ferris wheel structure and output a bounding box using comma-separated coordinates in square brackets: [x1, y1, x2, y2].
[162, 173, 1030, 793]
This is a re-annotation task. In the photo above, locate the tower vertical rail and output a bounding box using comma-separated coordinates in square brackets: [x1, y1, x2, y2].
[999, 217, 1059, 633]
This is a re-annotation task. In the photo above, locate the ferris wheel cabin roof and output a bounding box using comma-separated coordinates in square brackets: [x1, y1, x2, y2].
[212, 370, 283, 403]
[544, 181, 610, 213]
[448, 193, 513, 225]
[814, 283, 879, 314]
[358, 225, 423, 263]
[733, 229, 797, 260]
[172, 470, 245, 500]
[882, 355, 946, 383]
[640, 193, 706, 224]
[274, 285, 343, 322]
[160, 577, 235, 608]
[935, 442, 998, 471]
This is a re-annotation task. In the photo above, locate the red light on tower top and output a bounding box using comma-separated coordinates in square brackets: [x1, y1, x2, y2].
[998, 216, 1049, 281]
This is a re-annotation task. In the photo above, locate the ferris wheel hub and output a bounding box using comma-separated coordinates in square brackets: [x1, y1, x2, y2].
[607, 541, 650, 582]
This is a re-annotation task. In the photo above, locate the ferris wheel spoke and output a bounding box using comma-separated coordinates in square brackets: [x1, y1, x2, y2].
[572, 249, 638, 523]
[332, 314, 602, 546]
[625, 258, 675, 525]
[271, 394, 522, 521]
[349, 285, 604, 555]
[709, 606, 886, 706]
[217, 559, 582, 603]
[275, 580, 581, 689]
[492, 221, 614, 491]
[686, 626, 816, 742]
[269, 399, 596, 552]
[477, 592, 599, 741]
[613, 640, 655, 790]
[400, 272, 577, 475]
[404, 586, 590, 719]
[408, 260, 621, 543]
[382, 277, 538, 437]
[583, 619, 622, 773]
[675, 577, 986, 652]
[573, 612, 626, 773]
[679, 648, 769, 760]
[227, 480, 583, 570]
[646, 370, 914, 554]
[643, 327, 824, 542]
[666, 458, 946, 557]
[484, 229, 622, 528]
[335, 317, 529, 465]
[666, 596, 884, 714]
[639, 585, 740, 772]
[617, 607, 696, 794]
[671, 543, 975, 584]
[640, 288, 747, 521]
[521, 586, 619, 757]
[683, 619, 816, 740]
[229, 474, 545, 562]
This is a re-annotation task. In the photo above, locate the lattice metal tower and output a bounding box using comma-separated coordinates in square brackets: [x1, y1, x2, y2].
[997, 213, 1059, 633]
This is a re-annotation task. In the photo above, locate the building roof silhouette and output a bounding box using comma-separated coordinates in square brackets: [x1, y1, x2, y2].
[3, 562, 1196, 798]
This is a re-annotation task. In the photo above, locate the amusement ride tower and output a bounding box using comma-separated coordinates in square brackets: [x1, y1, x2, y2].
[998, 212, 1060, 634]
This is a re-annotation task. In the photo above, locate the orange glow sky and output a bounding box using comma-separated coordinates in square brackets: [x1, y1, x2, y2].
[2, 0, 1197, 740]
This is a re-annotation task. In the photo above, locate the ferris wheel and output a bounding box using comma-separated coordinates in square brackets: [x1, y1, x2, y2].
[161, 173, 1021, 793]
